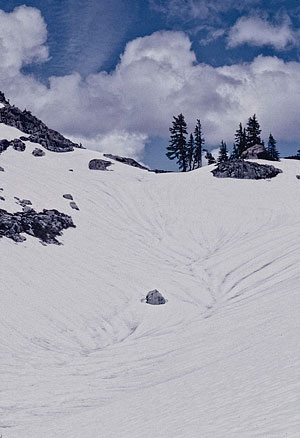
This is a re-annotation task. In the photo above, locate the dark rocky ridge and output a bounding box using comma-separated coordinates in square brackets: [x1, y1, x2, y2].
[0, 91, 82, 152]
[212, 160, 282, 180]
[103, 153, 169, 173]
[0, 208, 75, 244]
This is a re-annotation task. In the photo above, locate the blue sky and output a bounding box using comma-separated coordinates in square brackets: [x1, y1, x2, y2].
[0, 0, 300, 169]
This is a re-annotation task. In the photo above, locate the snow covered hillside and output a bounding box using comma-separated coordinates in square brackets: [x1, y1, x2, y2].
[1, 121, 300, 438]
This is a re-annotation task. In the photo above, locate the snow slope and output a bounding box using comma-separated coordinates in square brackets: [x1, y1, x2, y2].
[1, 123, 300, 437]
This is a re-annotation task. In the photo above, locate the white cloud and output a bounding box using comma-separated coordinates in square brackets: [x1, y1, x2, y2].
[1, 7, 300, 160]
[76, 131, 148, 159]
[228, 16, 297, 50]
[0, 6, 48, 76]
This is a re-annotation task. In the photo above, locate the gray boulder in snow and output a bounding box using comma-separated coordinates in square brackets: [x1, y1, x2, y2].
[70, 201, 79, 210]
[0, 166, 4, 172]
[32, 148, 45, 157]
[146, 289, 166, 305]
[241, 144, 268, 159]
[88, 159, 112, 170]
[63, 194, 73, 200]
[296, 175, 300, 179]
[212, 159, 282, 180]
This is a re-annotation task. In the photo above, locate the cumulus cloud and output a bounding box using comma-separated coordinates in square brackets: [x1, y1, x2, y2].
[0, 6, 48, 76]
[228, 16, 297, 50]
[1, 6, 300, 160]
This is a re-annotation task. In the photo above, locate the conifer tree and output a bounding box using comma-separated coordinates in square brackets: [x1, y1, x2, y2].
[234, 123, 247, 157]
[166, 113, 188, 172]
[297, 149, 300, 157]
[267, 133, 280, 161]
[218, 140, 229, 163]
[193, 119, 204, 169]
[230, 144, 239, 160]
[187, 133, 195, 171]
[204, 149, 216, 165]
[246, 114, 261, 147]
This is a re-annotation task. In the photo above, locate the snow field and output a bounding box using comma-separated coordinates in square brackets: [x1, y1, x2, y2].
[1, 127, 300, 437]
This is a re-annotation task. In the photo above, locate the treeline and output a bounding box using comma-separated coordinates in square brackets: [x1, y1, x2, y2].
[166, 113, 281, 171]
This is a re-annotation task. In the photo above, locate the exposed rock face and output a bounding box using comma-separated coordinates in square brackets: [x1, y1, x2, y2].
[103, 153, 169, 173]
[212, 160, 282, 180]
[0, 208, 75, 244]
[146, 289, 166, 305]
[103, 153, 149, 170]
[0, 139, 10, 153]
[12, 139, 26, 151]
[63, 194, 73, 200]
[88, 159, 112, 170]
[32, 148, 45, 157]
[241, 144, 268, 160]
[0, 138, 26, 153]
[0, 92, 82, 152]
[70, 201, 79, 210]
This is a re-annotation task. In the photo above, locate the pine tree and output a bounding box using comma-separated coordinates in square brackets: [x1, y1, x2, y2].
[204, 149, 216, 165]
[166, 113, 188, 172]
[230, 144, 239, 160]
[267, 133, 280, 161]
[297, 149, 300, 157]
[218, 140, 229, 163]
[234, 123, 247, 157]
[187, 133, 195, 171]
[246, 114, 261, 147]
[193, 119, 204, 169]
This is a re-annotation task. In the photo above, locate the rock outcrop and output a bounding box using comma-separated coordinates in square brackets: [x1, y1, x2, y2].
[32, 148, 45, 157]
[146, 289, 166, 305]
[103, 153, 168, 173]
[0, 92, 82, 152]
[241, 144, 269, 160]
[212, 160, 282, 180]
[0, 138, 26, 153]
[0, 208, 75, 244]
[88, 159, 112, 170]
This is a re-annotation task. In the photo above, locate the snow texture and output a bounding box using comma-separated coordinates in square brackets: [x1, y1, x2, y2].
[0, 122, 300, 437]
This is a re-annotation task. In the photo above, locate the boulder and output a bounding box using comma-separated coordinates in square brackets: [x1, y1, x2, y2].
[12, 139, 26, 152]
[88, 159, 112, 170]
[0, 167, 4, 172]
[211, 159, 282, 180]
[32, 148, 45, 157]
[0, 196, 5, 201]
[146, 289, 166, 305]
[296, 175, 300, 179]
[70, 201, 79, 210]
[63, 194, 73, 200]
[241, 144, 268, 159]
